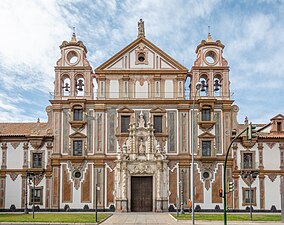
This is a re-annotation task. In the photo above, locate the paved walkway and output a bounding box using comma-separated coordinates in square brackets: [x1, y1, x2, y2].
[100, 213, 283, 225]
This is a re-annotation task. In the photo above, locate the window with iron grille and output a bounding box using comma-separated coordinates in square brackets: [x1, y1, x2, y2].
[32, 153, 42, 168]
[202, 141, 211, 156]
[201, 108, 211, 121]
[154, 115, 162, 133]
[73, 109, 83, 121]
[121, 115, 130, 133]
[73, 140, 83, 156]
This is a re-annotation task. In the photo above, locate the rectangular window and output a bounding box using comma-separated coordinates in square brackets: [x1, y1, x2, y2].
[277, 122, 282, 132]
[32, 153, 42, 168]
[123, 81, 128, 97]
[73, 140, 83, 156]
[243, 189, 255, 205]
[178, 81, 183, 97]
[100, 81, 105, 97]
[121, 115, 130, 133]
[155, 81, 160, 97]
[73, 109, 83, 121]
[202, 141, 211, 156]
[243, 152, 253, 169]
[30, 188, 42, 204]
[154, 115, 163, 133]
[202, 109, 211, 121]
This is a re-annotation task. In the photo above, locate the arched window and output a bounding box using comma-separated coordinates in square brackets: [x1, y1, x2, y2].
[75, 75, 84, 96]
[62, 76, 70, 96]
[199, 75, 208, 96]
[213, 75, 222, 97]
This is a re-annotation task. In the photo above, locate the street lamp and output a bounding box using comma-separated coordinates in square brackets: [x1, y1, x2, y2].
[191, 82, 201, 225]
[241, 170, 258, 221]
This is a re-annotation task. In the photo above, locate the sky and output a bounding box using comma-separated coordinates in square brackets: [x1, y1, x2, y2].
[0, 0, 283, 124]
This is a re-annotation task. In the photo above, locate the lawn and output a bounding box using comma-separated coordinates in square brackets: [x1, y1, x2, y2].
[0, 213, 110, 223]
[173, 213, 281, 221]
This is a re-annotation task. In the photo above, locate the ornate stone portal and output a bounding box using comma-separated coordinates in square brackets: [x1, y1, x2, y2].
[115, 112, 169, 212]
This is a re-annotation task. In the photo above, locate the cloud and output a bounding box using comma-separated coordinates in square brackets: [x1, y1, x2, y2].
[0, 0, 283, 123]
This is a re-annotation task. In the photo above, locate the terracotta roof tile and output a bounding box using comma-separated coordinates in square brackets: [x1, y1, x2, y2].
[0, 122, 48, 136]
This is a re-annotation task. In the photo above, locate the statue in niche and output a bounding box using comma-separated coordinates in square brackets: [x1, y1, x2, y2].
[138, 138, 145, 155]
[138, 111, 145, 127]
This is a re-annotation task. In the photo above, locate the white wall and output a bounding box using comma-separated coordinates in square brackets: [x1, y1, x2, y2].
[263, 143, 280, 170]
[264, 176, 281, 210]
[109, 80, 119, 98]
[135, 81, 148, 98]
[165, 80, 173, 98]
[6, 143, 24, 169]
[5, 175, 21, 209]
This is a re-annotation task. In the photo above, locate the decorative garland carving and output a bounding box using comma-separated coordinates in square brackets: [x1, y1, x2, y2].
[128, 162, 154, 175]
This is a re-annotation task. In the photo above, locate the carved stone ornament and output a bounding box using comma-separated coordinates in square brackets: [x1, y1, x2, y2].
[67, 160, 87, 190]
[30, 139, 44, 150]
[267, 174, 278, 182]
[266, 142, 276, 149]
[240, 137, 256, 149]
[34, 174, 44, 186]
[10, 142, 20, 149]
[128, 163, 154, 175]
[241, 176, 256, 186]
[8, 172, 19, 181]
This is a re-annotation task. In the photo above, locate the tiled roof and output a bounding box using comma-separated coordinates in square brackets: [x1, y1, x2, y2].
[0, 122, 48, 136]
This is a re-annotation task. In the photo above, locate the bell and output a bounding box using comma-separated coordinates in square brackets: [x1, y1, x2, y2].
[214, 80, 221, 91]
[200, 80, 207, 92]
[77, 80, 84, 91]
[63, 83, 70, 92]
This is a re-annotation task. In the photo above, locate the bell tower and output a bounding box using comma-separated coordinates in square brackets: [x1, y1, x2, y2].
[54, 31, 93, 100]
[190, 32, 230, 100]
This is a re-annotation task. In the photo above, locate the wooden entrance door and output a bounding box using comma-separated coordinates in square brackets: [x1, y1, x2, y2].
[131, 176, 153, 212]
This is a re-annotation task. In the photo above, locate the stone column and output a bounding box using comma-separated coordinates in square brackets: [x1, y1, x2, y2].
[1, 143, 7, 169]
[156, 162, 162, 212]
[121, 162, 128, 212]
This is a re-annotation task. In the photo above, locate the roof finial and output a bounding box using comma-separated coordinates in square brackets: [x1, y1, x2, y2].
[71, 26, 77, 42]
[207, 25, 213, 42]
[138, 18, 145, 37]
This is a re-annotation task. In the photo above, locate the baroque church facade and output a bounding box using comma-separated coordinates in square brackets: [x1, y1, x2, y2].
[0, 20, 283, 212]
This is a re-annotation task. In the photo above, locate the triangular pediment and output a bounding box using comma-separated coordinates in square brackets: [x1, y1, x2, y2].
[270, 114, 284, 121]
[69, 132, 87, 138]
[150, 107, 166, 113]
[117, 107, 134, 113]
[96, 37, 187, 73]
[198, 132, 215, 138]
